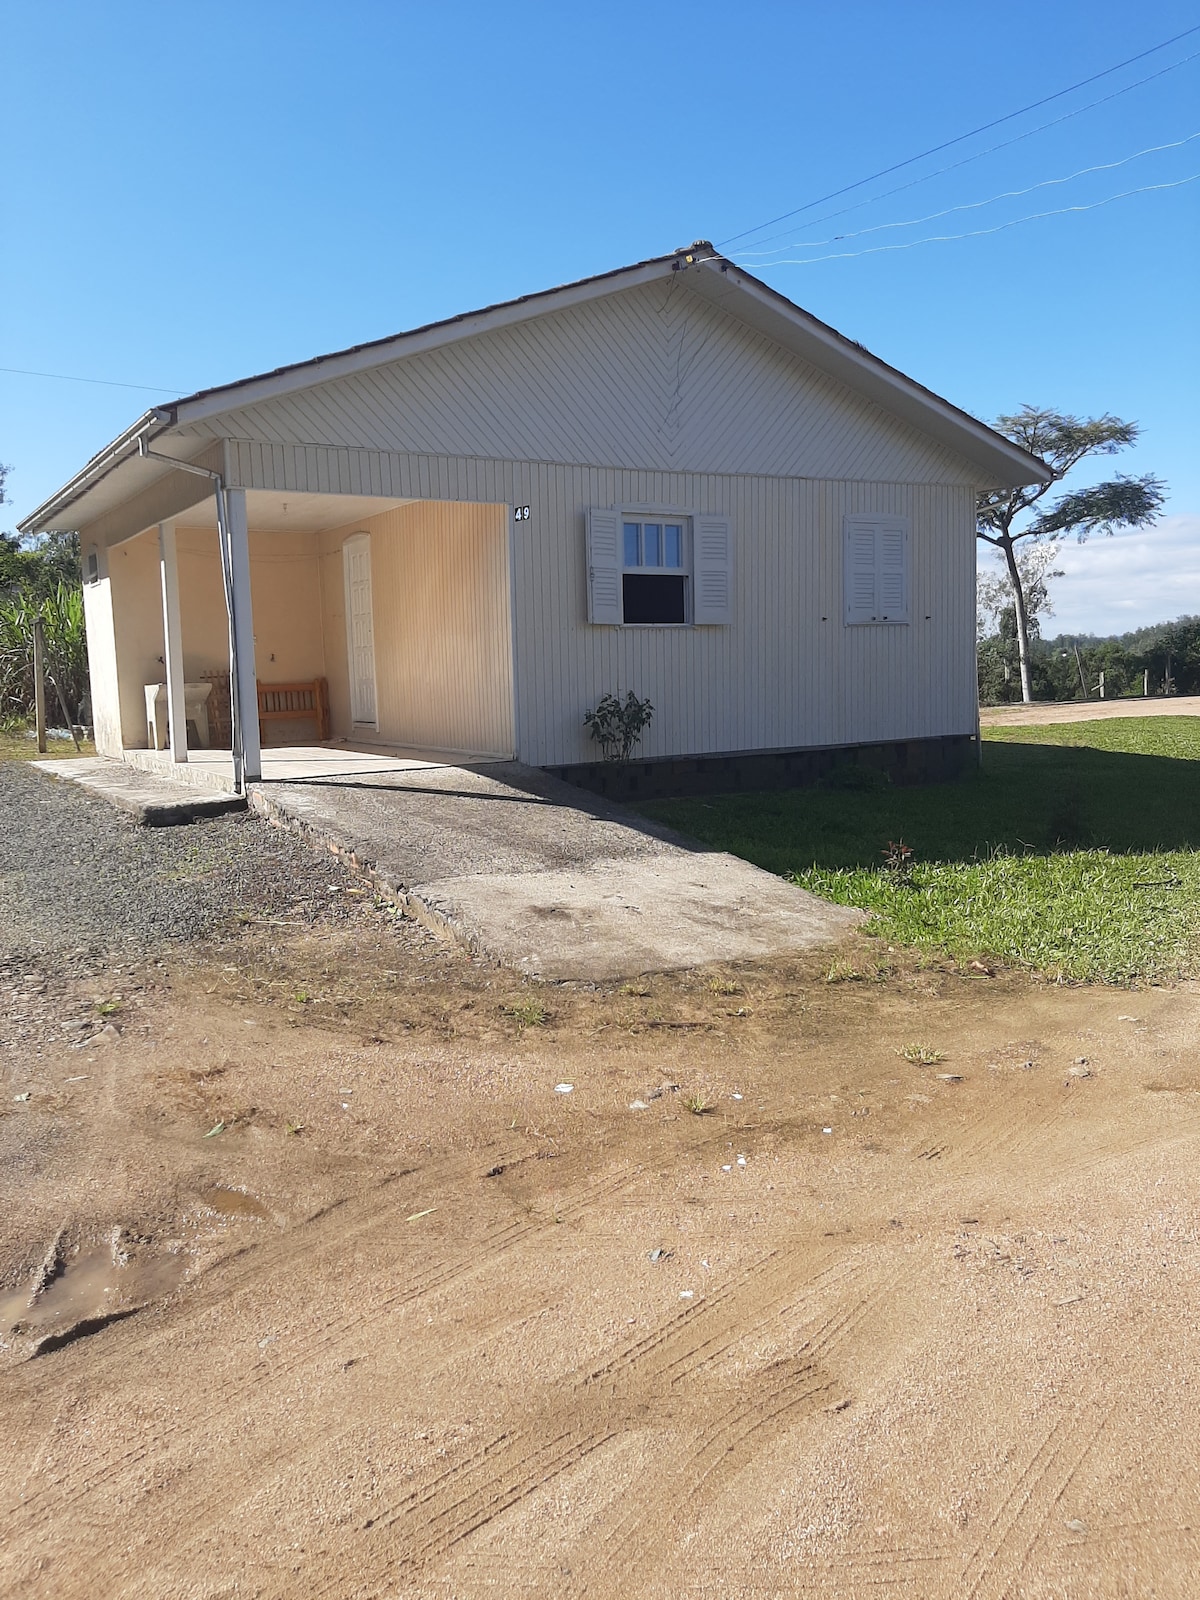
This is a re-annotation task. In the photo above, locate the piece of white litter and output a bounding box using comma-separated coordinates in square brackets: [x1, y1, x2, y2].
[822, 1127, 833, 1135]
[736, 1155, 747, 1167]
[731, 1092, 744, 1101]
[679, 1290, 694, 1299]
[64, 1075, 89, 1083]
[1118, 1016, 1139, 1022]
[555, 1083, 574, 1094]
[341, 1103, 350, 1110]
[629, 1100, 649, 1111]
[721, 1164, 732, 1172]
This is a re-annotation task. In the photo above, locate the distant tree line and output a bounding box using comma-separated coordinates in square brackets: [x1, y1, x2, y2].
[979, 612, 1200, 705]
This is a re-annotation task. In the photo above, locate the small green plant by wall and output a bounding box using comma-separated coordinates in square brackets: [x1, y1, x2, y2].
[583, 691, 654, 761]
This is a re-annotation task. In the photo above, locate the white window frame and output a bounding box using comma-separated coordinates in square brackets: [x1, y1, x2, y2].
[843, 514, 911, 626]
[585, 505, 734, 627]
[618, 509, 692, 626]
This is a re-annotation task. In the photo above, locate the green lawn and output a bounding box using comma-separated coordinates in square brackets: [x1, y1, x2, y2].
[639, 717, 1200, 984]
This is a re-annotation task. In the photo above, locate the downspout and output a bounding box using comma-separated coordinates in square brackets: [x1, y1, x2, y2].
[136, 440, 248, 793]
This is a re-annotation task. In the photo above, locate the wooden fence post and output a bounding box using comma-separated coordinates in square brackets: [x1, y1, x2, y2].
[32, 617, 47, 754]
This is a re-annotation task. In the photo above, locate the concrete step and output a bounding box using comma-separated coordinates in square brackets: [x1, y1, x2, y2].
[32, 758, 247, 825]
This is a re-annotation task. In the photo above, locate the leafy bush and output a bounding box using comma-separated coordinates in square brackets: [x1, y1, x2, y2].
[583, 691, 654, 761]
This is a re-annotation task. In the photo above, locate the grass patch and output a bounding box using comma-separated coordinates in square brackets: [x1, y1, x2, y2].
[639, 718, 1200, 984]
[502, 1000, 549, 1028]
[0, 725, 95, 762]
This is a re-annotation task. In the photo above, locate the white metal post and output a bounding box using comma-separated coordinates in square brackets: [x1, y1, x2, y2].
[158, 520, 188, 763]
[224, 488, 261, 783]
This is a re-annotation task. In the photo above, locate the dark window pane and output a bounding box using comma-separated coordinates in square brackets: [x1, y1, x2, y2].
[623, 523, 640, 567]
[664, 524, 682, 567]
[622, 573, 687, 624]
[643, 523, 662, 566]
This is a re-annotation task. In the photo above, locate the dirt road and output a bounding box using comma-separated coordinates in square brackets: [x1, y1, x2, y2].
[3, 884, 1199, 1596]
[981, 694, 1200, 726]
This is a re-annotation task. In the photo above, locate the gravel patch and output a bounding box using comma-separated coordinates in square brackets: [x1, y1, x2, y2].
[0, 763, 368, 964]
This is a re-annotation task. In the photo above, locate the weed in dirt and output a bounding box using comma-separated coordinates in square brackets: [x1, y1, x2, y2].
[96, 998, 123, 1016]
[683, 1093, 715, 1115]
[503, 1000, 549, 1028]
[898, 1044, 947, 1066]
[708, 977, 742, 996]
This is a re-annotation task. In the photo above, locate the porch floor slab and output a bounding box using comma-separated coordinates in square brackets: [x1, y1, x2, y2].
[248, 752, 861, 979]
[32, 757, 247, 825]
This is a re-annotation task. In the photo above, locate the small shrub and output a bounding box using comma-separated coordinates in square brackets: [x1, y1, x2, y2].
[583, 691, 654, 761]
[897, 1043, 947, 1066]
[881, 839, 916, 886]
[683, 1093, 714, 1115]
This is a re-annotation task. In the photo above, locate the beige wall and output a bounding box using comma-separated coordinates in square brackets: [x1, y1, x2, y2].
[319, 500, 515, 756]
[170, 526, 326, 745]
[107, 529, 165, 748]
[81, 541, 123, 757]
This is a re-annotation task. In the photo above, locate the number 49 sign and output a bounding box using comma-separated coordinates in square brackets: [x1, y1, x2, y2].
[513, 505, 531, 521]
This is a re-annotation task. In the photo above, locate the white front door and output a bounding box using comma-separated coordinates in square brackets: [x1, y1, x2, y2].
[343, 533, 378, 727]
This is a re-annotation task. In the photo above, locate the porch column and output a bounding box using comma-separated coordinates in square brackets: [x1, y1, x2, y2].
[158, 520, 187, 763]
[225, 488, 261, 783]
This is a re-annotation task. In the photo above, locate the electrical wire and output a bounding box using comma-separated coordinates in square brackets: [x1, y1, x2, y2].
[738, 131, 1200, 257]
[0, 365, 182, 394]
[727, 49, 1200, 256]
[718, 24, 1200, 248]
[735, 172, 1200, 267]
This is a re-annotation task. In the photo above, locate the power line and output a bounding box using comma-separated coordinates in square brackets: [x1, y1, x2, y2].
[730, 49, 1200, 255]
[735, 172, 1200, 267]
[0, 365, 182, 394]
[718, 23, 1200, 248]
[739, 131, 1200, 257]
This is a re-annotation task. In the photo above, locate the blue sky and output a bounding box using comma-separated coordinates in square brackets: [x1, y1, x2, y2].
[3, 1, 1197, 633]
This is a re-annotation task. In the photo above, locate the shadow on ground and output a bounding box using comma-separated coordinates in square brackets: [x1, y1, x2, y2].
[639, 742, 1200, 874]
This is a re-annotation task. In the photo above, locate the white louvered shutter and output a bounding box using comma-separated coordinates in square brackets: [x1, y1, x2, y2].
[877, 519, 909, 622]
[692, 514, 733, 624]
[843, 515, 910, 624]
[586, 508, 622, 624]
[843, 518, 878, 624]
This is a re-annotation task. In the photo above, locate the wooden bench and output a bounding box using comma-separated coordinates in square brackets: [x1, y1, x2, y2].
[256, 678, 331, 742]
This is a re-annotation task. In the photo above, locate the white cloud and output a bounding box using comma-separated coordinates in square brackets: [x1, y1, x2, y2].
[978, 514, 1200, 637]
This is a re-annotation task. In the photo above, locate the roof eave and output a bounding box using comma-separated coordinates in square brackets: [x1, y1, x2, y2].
[17, 409, 176, 535]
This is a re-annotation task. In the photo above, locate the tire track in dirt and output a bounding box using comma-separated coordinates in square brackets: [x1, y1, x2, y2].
[0, 1150, 647, 1558]
[562, 1260, 911, 1598]
[297, 1250, 876, 1595]
[959, 1395, 1116, 1599]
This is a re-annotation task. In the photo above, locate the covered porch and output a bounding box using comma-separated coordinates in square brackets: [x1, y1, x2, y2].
[86, 485, 517, 783]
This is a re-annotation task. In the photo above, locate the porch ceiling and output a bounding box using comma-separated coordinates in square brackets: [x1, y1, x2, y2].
[176, 489, 415, 534]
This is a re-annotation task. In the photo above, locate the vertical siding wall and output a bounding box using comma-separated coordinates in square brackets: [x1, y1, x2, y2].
[226, 443, 977, 767]
[513, 468, 978, 766]
[317, 500, 514, 756]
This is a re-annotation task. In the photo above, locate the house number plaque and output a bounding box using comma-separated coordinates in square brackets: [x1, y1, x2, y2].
[514, 505, 531, 520]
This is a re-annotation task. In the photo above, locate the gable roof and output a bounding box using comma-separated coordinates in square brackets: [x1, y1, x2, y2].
[19, 244, 1050, 534]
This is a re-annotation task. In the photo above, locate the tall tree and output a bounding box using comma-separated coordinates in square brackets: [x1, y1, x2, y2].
[977, 408, 1166, 702]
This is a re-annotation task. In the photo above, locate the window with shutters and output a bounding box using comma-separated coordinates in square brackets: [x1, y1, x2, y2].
[586, 507, 733, 626]
[843, 515, 910, 625]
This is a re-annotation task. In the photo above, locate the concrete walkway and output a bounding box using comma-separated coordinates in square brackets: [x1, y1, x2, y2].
[33, 745, 860, 978]
[250, 756, 860, 980]
[33, 757, 246, 824]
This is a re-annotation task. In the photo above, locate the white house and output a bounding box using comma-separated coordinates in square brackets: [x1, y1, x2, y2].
[20, 243, 1049, 796]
